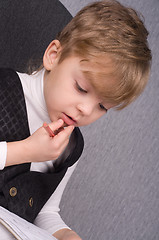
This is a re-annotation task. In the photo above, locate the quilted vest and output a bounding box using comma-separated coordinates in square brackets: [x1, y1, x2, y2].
[0, 68, 84, 222]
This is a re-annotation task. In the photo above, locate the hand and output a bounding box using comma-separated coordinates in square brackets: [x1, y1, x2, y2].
[24, 119, 74, 163]
[53, 228, 82, 240]
[6, 119, 74, 166]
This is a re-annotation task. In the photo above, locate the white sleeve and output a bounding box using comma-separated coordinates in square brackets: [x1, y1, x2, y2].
[33, 161, 79, 235]
[0, 142, 7, 170]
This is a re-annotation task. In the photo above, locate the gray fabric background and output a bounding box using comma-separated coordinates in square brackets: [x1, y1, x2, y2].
[0, 0, 158, 239]
[59, 1, 159, 240]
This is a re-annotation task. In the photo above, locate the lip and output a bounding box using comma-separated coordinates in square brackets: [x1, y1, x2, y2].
[61, 112, 77, 126]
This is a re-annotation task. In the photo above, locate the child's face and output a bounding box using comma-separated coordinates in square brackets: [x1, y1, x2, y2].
[44, 56, 114, 127]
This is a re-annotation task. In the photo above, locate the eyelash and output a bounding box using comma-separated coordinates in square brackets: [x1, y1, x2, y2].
[99, 103, 107, 112]
[76, 82, 87, 93]
[76, 82, 107, 112]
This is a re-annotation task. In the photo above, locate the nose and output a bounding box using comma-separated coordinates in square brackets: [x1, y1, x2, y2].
[77, 102, 95, 116]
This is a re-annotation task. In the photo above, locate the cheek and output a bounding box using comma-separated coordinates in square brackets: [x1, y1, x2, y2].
[92, 111, 106, 123]
[81, 112, 106, 126]
[46, 86, 69, 111]
[93, 109, 106, 120]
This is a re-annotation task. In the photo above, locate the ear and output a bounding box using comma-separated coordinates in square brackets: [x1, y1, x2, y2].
[43, 40, 62, 70]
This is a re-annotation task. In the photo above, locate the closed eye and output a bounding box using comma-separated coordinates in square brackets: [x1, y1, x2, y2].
[75, 82, 87, 93]
[99, 103, 107, 112]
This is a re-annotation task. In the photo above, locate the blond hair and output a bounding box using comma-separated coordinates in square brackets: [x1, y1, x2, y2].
[57, 0, 151, 109]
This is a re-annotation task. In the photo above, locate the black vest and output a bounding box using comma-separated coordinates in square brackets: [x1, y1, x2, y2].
[0, 68, 84, 222]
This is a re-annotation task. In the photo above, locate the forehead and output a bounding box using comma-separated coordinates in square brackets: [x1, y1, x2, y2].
[79, 57, 118, 95]
[74, 57, 117, 109]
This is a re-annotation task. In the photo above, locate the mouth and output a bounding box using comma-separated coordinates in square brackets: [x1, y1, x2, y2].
[61, 112, 77, 126]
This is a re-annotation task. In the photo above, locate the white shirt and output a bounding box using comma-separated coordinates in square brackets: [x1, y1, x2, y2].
[0, 69, 78, 234]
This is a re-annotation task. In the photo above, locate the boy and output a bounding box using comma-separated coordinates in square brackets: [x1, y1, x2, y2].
[0, 1, 151, 239]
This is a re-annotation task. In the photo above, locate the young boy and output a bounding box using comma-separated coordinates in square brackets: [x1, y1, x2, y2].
[0, 0, 151, 239]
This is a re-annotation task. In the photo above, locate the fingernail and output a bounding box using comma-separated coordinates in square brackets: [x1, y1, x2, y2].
[58, 119, 63, 123]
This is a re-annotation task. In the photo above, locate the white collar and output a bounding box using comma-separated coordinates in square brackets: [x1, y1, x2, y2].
[17, 68, 51, 128]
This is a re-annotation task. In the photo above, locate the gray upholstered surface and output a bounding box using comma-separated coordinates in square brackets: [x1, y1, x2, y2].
[59, 1, 159, 239]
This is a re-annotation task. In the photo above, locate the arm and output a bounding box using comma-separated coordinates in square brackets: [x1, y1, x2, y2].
[34, 161, 82, 240]
[0, 142, 7, 169]
[1, 119, 81, 239]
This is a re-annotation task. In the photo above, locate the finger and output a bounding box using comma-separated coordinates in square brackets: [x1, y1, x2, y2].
[48, 119, 64, 132]
[43, 122, 55, 137]
[54, 125, 74, 144]
[64, 125, 75, 136]
[50, 126, 74, 158]
[54, 127, 64, 135]
[54, 126, 74, 153]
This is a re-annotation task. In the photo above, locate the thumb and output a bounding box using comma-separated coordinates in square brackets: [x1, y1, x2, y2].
[43, 119, 64, 137]
[48, 119, 64, 133]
